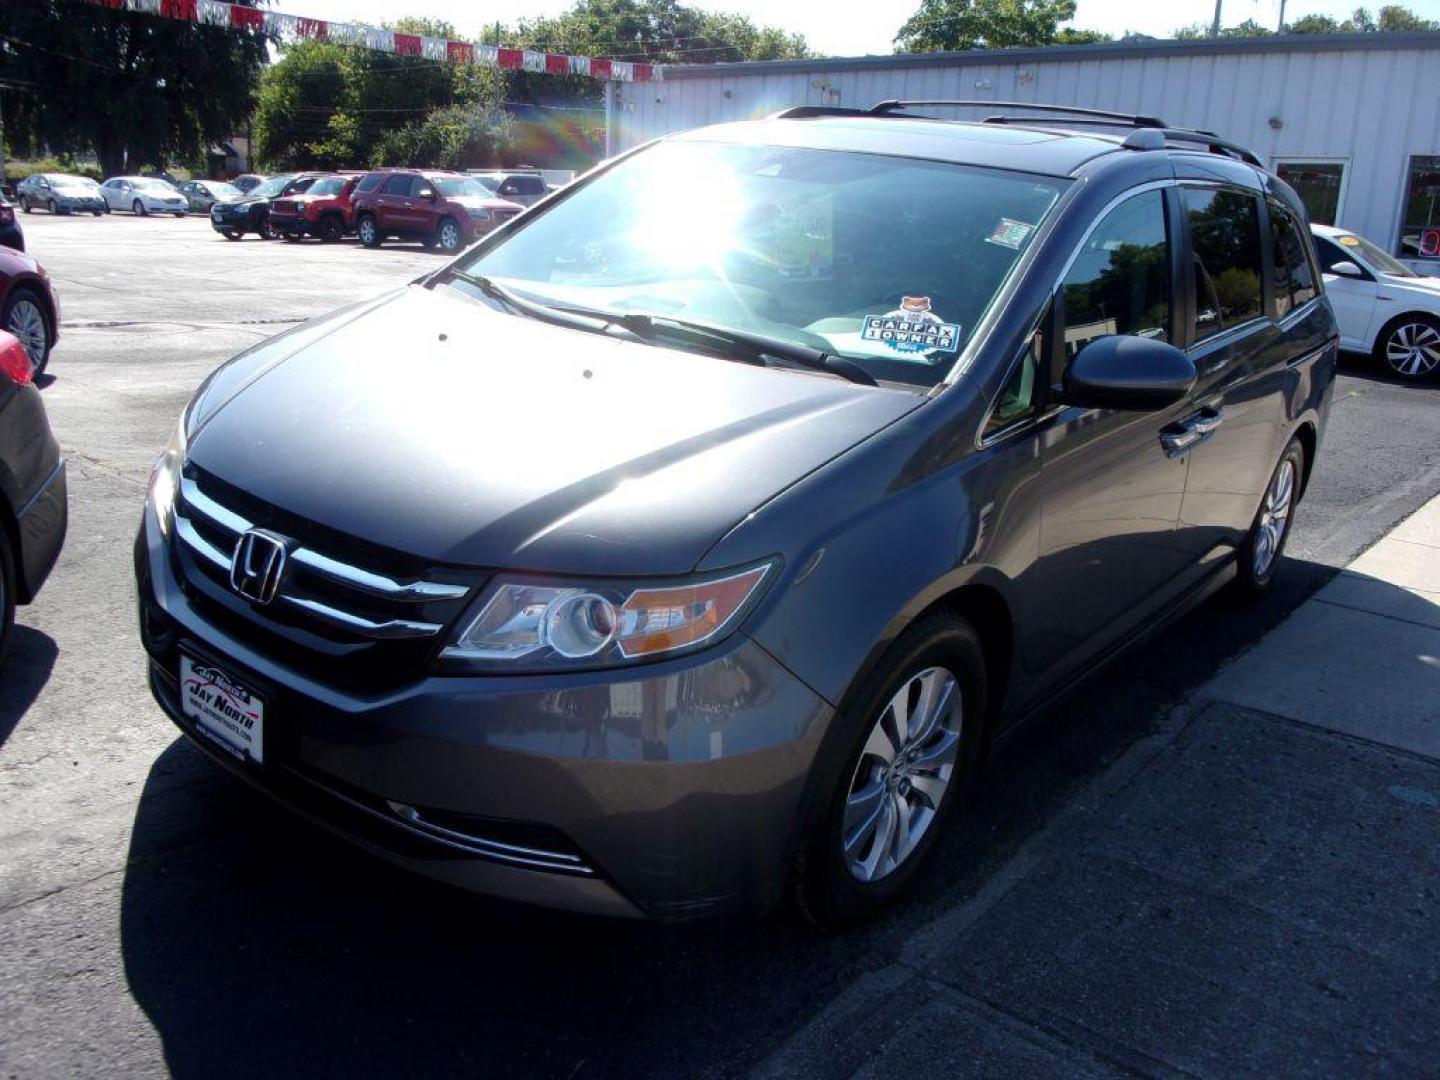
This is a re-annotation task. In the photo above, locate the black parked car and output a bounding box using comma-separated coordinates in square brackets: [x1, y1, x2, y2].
[209, 173, 321, 240]
[137, 103, 1337, 925]
[0, 196, 22, 252]
[0, 329, 67, 662]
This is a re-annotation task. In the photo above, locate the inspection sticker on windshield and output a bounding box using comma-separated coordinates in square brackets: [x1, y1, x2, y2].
[180, 655, 264, 764]
[862, 297, 961, 358]
[986, 218, 1035, 250]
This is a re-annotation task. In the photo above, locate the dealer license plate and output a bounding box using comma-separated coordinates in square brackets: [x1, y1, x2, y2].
[180, 655, 265, 764]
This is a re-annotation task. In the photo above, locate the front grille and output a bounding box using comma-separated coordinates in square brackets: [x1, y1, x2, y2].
[271, 200, 297, 214]
[171, 465, 481, 690]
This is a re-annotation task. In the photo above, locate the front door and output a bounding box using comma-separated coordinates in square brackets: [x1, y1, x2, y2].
[1028, 187, 1197, 678]
[377, 173, 417, 232]
[1314, 234, 1379, 349]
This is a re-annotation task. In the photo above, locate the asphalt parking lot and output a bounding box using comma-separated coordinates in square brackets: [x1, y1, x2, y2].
[2, 211, 1439, 1078]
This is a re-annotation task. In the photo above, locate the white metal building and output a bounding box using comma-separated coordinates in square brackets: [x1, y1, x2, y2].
[610, 32, 1440, 273]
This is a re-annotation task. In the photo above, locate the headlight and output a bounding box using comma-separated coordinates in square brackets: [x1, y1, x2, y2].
[467, 208, 492, 221]
[442, 562, 775, 671]
[148, 413, 188, 535]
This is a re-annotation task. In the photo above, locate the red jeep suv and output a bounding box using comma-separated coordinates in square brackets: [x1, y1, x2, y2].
[270, 173, 362, 243]
[352, 169, 524, 253]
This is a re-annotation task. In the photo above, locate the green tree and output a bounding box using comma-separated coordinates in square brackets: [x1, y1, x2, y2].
[1177, 3, 1436, 38]
[255, 19, 508, 170]
[0, 0, 267, 176]
[1376, 4, 1438, 30]
[894, 0, 1105, 52]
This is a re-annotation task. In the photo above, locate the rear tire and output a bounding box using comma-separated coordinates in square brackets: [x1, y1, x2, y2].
[357, 214, 380, 248]
[0, 524, 14, 667]
[282, 232, 300, 243]
[1235, 436, 1305, 594]
[222, 229, 241, 241]
[791, 610, 987, 929]
[318, 215, 343, 243]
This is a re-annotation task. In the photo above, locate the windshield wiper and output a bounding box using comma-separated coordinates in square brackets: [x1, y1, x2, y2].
[615, 313, 878, 387]
[454, 273, 640, 339]
[454, 275, 876, 387]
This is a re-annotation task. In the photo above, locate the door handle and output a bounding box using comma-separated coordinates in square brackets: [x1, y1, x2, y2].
[1160, 407, 1224, 457]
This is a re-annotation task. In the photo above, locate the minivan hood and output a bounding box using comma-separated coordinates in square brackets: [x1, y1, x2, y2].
[187, 286, 923, 575]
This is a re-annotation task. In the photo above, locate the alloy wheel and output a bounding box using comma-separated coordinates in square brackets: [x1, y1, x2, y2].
[1384, 322, 1440, 379]
[133, 199, 146, 216]
[1252, 457, 1295, 579]
[439, 221, 461, 252]
[6, 298, 48, 373]
[358, 217, 377, 245]
[843, 666, 962, 883]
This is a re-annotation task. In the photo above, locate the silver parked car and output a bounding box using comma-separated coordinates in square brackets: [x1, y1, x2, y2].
[15, 174, 107, 216]
[177, 180, 244, 213]
[101, 177, 188, 217]
[466, 171, 551, 207]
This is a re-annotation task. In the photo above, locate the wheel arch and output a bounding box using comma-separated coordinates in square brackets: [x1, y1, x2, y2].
[1371, 308, 1440, 354]
[1292, 419, 1318, 500]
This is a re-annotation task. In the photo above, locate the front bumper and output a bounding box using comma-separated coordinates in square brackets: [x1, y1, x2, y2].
[211, 208, 259, 232]
[134, 505, 831, 919]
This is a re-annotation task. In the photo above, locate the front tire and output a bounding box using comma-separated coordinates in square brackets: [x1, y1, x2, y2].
[436, 217, 462, 253]
[791, 611, 987, 929]
[357, 214, 380, 248]
[47, 199, 58, 214]
[222, 229, 241, 241]
[18, 196, 31, 214]
[133, 199, 147, 216]
[1235, 436, 1305, 594]
[1375, 315, 1440, 381]
[2, 287, 51, 379]
[318, 214, 343, 243]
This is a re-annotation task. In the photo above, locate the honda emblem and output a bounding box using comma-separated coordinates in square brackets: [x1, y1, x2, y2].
[230, 530, 288, 605]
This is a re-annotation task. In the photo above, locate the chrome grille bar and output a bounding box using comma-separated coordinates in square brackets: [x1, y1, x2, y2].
[179, 476, 468, 602]
[279, 595, 442, 640]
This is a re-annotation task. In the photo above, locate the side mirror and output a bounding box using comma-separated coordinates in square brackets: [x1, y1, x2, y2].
[1060, 334, 1197, 412]
[1327, 260, 1364, 279]
[418, 188, 437, 201]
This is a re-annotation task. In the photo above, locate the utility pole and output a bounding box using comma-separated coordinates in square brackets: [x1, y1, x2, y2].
[603, 80, 614, 160]
[1211, 0, 1223, 36]
[0, 91, 6, 197]
[1277, 0, 1287, 32]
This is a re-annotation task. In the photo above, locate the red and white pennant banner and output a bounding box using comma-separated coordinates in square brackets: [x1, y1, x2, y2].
[87, 0, 663, 82]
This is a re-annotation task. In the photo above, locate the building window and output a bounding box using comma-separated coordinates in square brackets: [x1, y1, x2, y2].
[1399, 155, 1440, 261]
[1274, 160, 1346, 226]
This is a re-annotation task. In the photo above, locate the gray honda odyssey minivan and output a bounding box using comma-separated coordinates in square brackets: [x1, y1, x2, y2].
[136, 102, 1337, 925]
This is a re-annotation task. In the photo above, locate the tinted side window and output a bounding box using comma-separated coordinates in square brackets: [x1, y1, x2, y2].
[1184, 187, 1263, 341]
[354, 172, 385, 194]
[1062, 189, 1171, 359]
[383, 174, 415, 196]
[984, 333, 1041, 439]
[1268, 202, 1318, 317]
[513, 176, 545, 195]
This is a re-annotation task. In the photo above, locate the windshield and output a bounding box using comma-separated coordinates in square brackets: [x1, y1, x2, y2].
[50, 175, 98, 190]
[207, 182, 242, 196]
[1336, 231, 1416, 277]
[432, 176, 491, 197]
[137, 179, 176, 192]
[470, 174, 502, 193]
[249, 175, 296, 198]
[304, 177, 347, 197]
[456, 141, 1064, 388]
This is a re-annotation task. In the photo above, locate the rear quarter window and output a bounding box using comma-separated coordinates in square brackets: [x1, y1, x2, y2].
[354, 172, 385, 194]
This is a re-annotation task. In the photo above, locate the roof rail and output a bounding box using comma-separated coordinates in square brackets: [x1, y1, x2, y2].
[767, 105, 870, 120]
[868, 99, 1168, 127]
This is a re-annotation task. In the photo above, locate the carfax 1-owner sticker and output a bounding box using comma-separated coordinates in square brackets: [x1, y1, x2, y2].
[180, 655, 265, 763]
[861, 296, 961, 359]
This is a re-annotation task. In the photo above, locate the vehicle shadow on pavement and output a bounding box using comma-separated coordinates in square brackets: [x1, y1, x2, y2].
[0, 626, 58, 747]
[115, 558, 1342, 1080]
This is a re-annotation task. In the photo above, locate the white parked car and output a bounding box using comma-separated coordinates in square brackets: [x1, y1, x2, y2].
[1312, 224, 1440, 380]
[101, 176, 189, 217]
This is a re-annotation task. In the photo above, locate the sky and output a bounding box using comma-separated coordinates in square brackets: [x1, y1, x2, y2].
[287, 0, 1440, 57]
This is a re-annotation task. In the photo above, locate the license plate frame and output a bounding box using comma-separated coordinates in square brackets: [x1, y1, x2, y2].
[179, 653, 266, 765]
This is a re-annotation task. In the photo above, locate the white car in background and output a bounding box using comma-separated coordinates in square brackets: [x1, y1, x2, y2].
[100, 177, 188, 218]
[1312, 224, 1440, 380]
